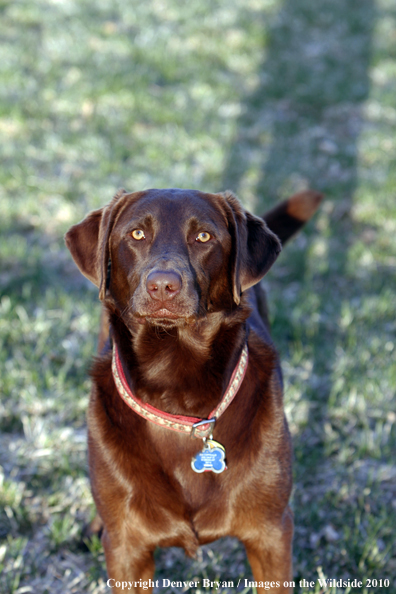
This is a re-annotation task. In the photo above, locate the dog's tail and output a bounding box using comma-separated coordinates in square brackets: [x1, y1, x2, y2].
[263, 190, 323, 245]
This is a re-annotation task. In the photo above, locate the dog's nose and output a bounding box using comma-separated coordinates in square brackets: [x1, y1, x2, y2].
[146, 270, 182, 301]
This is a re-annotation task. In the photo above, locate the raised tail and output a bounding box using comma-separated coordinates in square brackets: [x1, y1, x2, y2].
[263, 190, 323, 245]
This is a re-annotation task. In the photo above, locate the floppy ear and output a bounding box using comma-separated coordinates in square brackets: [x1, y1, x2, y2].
[241, 211, 282, 291]
[222, 192, 282, 304]
[65, 208, 104, 287]
[64, 189, 128, 300]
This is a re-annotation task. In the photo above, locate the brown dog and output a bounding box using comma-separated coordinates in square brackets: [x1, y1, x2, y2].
[65, 188, 321, 593]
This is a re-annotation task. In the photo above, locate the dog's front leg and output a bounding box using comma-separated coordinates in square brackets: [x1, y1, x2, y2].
[102, 528, 155, 593]
[243, 506, 294, 593]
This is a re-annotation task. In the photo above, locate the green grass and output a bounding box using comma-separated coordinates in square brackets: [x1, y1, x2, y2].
[1, 0, 395, 592]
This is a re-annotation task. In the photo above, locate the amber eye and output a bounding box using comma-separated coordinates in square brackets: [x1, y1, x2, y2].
[196, 231, 211, 243]
[131, 229, 145, 240]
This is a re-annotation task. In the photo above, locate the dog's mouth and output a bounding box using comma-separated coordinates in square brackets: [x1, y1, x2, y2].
[134, 307, 196, 328]
[147, 308, 181, 320]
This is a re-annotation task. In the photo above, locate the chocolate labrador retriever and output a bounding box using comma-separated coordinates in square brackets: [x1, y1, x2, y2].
[65, 188, 321, 593]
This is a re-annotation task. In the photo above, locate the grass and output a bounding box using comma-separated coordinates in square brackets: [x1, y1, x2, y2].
[0, 0, 395, 592]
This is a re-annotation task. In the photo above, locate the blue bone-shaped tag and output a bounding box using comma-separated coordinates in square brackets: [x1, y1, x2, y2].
[191, 441, 227, 474]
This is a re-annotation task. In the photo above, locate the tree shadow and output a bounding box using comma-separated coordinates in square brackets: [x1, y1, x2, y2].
[224, 0, 374, 206]
[223, 0, 377, 581]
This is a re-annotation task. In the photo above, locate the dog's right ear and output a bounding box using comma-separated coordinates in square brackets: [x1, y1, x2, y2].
[65, 189, 128, 300]
[65, 207, 105, 288]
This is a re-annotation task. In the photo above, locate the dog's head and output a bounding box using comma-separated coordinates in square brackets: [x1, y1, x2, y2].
[65, 189, 281, 327]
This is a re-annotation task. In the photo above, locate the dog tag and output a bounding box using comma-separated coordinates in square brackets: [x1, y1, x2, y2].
[191, 439, 227, 474]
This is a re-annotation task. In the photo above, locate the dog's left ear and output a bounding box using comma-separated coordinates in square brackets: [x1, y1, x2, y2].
[241, 210, 282, 291]
[222, 192, 282, 305]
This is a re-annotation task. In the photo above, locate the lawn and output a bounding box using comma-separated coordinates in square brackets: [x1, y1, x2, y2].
[0, 0, 395, 592]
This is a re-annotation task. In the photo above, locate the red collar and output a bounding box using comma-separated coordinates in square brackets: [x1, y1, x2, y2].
[112, 342, 248, 439]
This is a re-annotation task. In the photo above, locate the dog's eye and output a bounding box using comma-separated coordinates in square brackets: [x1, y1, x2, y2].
[196, 232, 211, 243]
[131, 229, 145, 240]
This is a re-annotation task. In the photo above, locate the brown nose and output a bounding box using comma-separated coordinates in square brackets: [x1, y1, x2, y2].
[146, 270, 182, 301]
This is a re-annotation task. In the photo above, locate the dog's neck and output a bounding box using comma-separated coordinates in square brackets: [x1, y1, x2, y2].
[108, 309, 248, 418]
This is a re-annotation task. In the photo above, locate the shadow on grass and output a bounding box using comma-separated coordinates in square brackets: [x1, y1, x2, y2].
[224, 0, 374, 203]
[223, 0, 385, 584]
